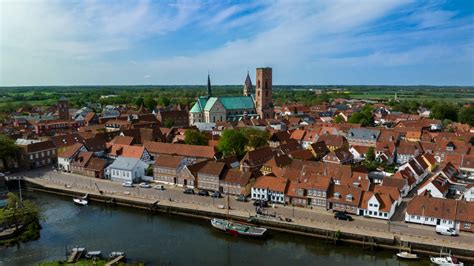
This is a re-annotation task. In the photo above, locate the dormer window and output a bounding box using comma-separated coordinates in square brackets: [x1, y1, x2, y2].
[333, 192, 340, 199]
[446, 142, 455, 151]
[346, 194, 353, 201]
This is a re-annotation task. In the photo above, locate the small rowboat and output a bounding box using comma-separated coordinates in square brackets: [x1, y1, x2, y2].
[396, 251, 419, 260]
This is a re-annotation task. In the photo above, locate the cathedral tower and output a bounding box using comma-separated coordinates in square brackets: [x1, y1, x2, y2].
[255, 67, 273, 119]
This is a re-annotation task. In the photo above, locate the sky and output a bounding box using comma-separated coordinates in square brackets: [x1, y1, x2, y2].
[0, 0, 473, 86]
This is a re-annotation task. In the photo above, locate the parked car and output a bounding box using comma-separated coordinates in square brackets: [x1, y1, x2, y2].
[236, 195, 247, 202]
[184, 188, 195, 194]
[139, 182, 151, 188]
[122, 181, 134, 187]
[154, 185, 165, 190]
[253, 200, 268, 207]
[334, 211, 353, 221]
[435, 225, 457, 236]
[198, 190, 210, 196]
[211, 191, 221, 198]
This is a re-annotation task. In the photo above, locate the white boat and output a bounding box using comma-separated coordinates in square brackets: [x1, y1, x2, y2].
[85, 251, 102, 259]
[73, 194, 88, 206]
[396, 251, 418, 260]
[430, 256, 464, 266]
[109, 251, 126, 258]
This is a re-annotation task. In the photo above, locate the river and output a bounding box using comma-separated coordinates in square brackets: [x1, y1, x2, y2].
[0, 192, 430, 266]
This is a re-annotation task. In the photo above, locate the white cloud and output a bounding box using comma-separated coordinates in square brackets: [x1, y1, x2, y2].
[0, 0, 472, 86]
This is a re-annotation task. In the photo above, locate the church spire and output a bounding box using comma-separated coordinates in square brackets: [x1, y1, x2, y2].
[207, 72, 212, 99]
[243, 70, 253, 96]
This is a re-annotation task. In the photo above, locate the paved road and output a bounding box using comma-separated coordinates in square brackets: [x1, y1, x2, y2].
[14, 168, 474, 251]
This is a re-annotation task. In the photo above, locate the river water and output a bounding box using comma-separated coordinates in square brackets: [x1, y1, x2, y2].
[0, 192, 430, 266]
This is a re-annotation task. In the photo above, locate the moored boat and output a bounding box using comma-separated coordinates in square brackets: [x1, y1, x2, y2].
[430, 256, 464, 266]
[396, 251, 418, 260]
[73, 194, 88, 206]
[109, 251, 126, 259]
[85, 251, 102, 259]
[211, 218, 267, 237]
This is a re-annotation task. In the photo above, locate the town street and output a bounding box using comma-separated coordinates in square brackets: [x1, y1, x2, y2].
[14, 168, 474, 252]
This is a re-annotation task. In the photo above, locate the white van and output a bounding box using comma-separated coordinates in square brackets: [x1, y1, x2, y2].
[435, 225, 457, 236]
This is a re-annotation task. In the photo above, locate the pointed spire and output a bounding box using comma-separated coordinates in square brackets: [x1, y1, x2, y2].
[243, 70, 253, 96]
[207, 72, 212, 99]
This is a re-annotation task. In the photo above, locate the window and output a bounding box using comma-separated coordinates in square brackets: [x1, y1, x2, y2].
[384, 213, 388, 217]
[464, 223, 471, 229]
[369, 211, 372, 215]
[417, 216, 420, 220]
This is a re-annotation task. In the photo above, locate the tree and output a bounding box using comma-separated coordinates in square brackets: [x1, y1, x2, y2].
[218, 129, 248, 157]
[184, 129, 208, 146]
[164, 118, 174, 128]
[0, 193, 40, 231]
[362, 147, 378, 171]
[241, 127, 269, 149]
[158, 96, 171, 107]
[146, 165, 154, 176]
[458, 107, 474, 126]
[134, 97, 144, 107]
[143, 97, 157, 110]
[348, 105, 373, 126]
[0, 134, 19, 170]
[365, 147, 375, 163]
[430, 102, 459, 122]
[334, 115, 345, 124]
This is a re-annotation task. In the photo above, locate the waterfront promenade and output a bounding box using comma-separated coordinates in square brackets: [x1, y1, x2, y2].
[16, 168, 474, 255]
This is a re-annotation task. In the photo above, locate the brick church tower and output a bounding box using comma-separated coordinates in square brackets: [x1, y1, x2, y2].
[58, 96, 69, 121]
[255, 67, 274, 119]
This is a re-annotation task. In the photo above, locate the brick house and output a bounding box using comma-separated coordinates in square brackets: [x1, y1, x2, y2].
[153, 155, 187, 186]
[196, 161, 226, 192]
[240, 146, 275, 172]
[18, 140, 57, 169]
[327, 184, 362, 214]
[156, 110, 189, 127]
[220, 169, 253, 196]
[70, 151, 108, 178]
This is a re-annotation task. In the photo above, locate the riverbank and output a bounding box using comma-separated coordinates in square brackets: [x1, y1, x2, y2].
[0, 221, 41, 247]
[24, 177, 474, 262]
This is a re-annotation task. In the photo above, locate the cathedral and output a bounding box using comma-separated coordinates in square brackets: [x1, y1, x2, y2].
[189, 67, 274, 125]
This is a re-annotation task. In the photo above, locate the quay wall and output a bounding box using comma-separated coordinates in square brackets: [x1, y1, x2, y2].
[25, 180, 474, 262]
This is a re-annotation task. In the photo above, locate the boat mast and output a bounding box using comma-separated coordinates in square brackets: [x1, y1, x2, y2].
[227, 189, 230, 220]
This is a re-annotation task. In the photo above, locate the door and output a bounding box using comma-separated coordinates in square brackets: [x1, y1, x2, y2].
[436, 219, 441, 225]
[173, 177, 177, 184]
[183, 179, 187, 187]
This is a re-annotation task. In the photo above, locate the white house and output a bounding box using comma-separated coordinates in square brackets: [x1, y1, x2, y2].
[57, 143, 88, 172]
[349, 146, 369, 163]
[405, 194, 458, 231]
[359, 191, 397, 220]
[462, 185, 474, 202]
[251, 175, 288, 204]
[105, 156, 149, 183]
[417, 174, 450, 198]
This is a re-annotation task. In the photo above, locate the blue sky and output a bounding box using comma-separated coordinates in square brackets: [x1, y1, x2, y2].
[1, 0, 473, 86]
